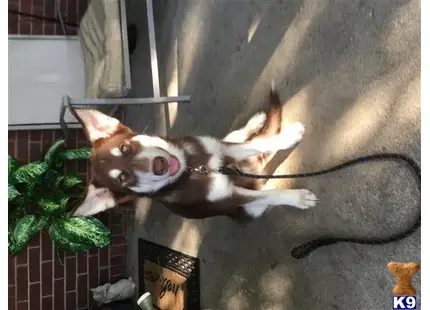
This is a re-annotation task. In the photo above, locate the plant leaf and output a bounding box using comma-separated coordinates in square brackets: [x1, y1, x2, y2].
[38, 196, 70, 215]
[8, 230, 26, 256]
[58, 148, 92, 161]
[59, 175, 82, 190]
[13, 215, 49, 247]
[49, 217, 111, 253]
[44, 169, 63, 189]
[8, 202, 26, 227]
[8, 155, 20, 183]
[44, 139, 65, 167]
[8, 185, 20, 201]
[13, 161, 48, 184]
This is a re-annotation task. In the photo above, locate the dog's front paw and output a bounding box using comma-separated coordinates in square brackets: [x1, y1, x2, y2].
[276, 122, 305, 150]
[291, 189, 318, 209]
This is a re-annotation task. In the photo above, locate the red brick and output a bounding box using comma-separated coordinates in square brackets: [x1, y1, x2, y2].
[44, 23, 55, 35]
[29, 142, 42, 163]
[42, 296, 53, 310]
[8, 130, 17, 141]
[77, 160, 88, 174]
[66, 291, 76, 310]
[19, 0, 32, 13]
[88, 255, 99, 289]
[77, 274, 88, 308]
[54, 278, 64, 310]
[9, 284, 15, 297]
[111, 225, 124, 236]
[8, 140, 16, 157]
[68, 0, 78, 26]
[110, 213, 123, 225]
[111, 274, 124, 283]
[32, 0, 44, 14]
[41, 231, 53, 261]
[16, 131, 29, 163]
[41, 130, 54, 151]
[99, 212, 109, 227]
[29, 247, 40, 283]
[77, 140, 90, 149]
[110, 255, 125, 267]
[16, 248, 27, 265]
[8, 296, 15, 310]
[16, 131, 28, 140]
[19, 21, 31, 35]
[76, 129, 88, 143]
[41, 261, 52, 296]
[110, 265, 125, 277]
[99, 247, 109, 267]
[30, 130, 42, 142]
[54, 255, 64, 279]
[65, 257, 76, 291]
[17, 301, 27, 310]
[99, 267, 109, 285]
[29, 283, 41, 310]
[9, 255, 15, 285]
[64, 160, 77, 175]
[53, 129, 64, 141]
[77, 252, 87, 274]
[8, 15, 18, 34]
[9, 0, 19, 8]
[60, 0, 67, 12]
[78, 173, 88, 185]
[65, 129, 77, 148]
[64, 250, 76, 258]
[110, 245, 127, 256]
[112, 235, 127, 245]
[78, 0, 89, 18]
[16, 266, 28, 301]
[44, 0, 56, 17]
[29, 231, 41, 247]
[89, 246, 98, 256]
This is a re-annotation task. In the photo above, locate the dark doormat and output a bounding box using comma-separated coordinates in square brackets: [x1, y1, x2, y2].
[138, 239, 200, 310]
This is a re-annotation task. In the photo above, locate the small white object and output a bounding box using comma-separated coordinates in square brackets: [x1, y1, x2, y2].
[137, 292, 151, 305]
[91, 277, 136, 304]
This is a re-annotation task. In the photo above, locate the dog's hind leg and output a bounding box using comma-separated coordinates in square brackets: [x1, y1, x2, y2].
[223, 82, 283, 144]
[222, 112, 267, 143]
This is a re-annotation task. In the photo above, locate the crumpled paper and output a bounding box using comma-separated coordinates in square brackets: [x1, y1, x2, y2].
[91, 277, 136, 304]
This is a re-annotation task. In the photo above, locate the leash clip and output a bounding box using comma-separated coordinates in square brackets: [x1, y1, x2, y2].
[197, 165, 209, 174]
[189, 165, 210, 174]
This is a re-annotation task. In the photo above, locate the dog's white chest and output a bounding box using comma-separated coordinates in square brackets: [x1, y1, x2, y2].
[197, 137, 233, 201]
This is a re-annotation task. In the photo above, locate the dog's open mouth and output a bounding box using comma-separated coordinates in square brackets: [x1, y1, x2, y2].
[168, 156, 180, 176]
[152, 155, 180, 177]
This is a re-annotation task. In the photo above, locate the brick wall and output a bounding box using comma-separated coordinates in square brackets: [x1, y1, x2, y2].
[8, 1, 129, 310]
[8, 0, 88, 35]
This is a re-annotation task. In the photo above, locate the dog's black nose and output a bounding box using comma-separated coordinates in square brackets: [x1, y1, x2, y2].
[153, 156, 168, 175]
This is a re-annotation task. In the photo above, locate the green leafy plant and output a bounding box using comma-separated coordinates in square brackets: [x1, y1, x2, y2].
[8, 139, 111, 257]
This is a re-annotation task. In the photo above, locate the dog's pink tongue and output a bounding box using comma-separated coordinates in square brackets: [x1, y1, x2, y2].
[169, 157, 180, 176]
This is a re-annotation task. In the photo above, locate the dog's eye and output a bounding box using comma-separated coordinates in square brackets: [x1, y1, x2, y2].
[119, 143, 130, 154]
[118, 173, 127, 183]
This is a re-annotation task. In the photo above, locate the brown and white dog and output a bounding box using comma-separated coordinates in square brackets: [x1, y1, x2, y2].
[71, 85, 318, 221]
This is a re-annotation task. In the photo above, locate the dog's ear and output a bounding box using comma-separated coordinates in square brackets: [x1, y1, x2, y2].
[70, 184, 137, 217]
[73, 108, 121, 143]
[70, 184, 118, 217]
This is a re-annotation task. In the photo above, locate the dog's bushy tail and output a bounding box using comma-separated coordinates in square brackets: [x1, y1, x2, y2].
[248, 80, 282, 141]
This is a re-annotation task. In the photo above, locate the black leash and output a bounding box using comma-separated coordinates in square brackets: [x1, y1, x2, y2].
[218, 153, 421, 259]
